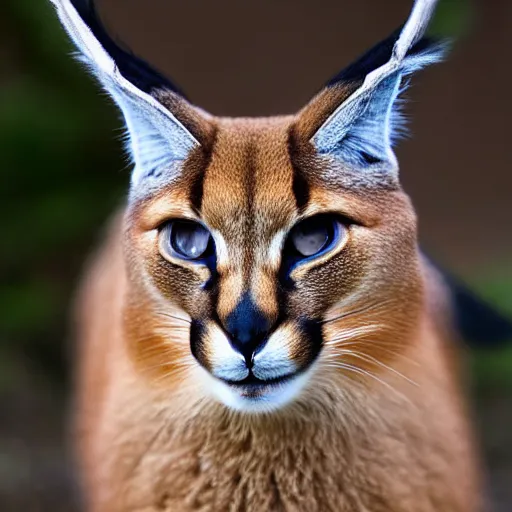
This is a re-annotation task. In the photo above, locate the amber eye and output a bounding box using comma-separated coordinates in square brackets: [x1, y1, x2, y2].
[160, 220, 212, 261]
[289, 216, 346, 258]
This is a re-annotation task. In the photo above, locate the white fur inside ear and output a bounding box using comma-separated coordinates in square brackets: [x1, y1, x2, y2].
[114, 89, 196, 188]
[311, 0, 444, 179]
[314, 73, 402, 172]
[50, 0, 199, 193]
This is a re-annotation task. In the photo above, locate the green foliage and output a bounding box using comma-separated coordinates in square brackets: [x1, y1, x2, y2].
[469, 273, 512, 392]
[0, 0, 125, 385]
[429, 0, 474, 38]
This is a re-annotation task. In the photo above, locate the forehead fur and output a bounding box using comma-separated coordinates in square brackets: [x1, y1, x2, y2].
[201, 117, 297, 232]
[128, 108, 410, 237]
[128, 114, 305, 236]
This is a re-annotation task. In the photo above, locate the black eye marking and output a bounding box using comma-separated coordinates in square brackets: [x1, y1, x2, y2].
[287, 126, 310, 211]
[189, 319, 208, 368]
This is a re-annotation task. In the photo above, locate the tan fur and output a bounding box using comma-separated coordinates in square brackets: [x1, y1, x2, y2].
[73, 112, 481, 511]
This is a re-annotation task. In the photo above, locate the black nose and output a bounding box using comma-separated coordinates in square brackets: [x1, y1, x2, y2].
[224, 293, 272, 365]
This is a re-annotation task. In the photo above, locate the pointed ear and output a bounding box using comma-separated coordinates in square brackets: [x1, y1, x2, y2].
[49, 0, 211, 194]
[296, 0, 445, 185]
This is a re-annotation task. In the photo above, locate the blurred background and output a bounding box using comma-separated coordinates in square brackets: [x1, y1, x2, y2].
[0, 0, 511, 510]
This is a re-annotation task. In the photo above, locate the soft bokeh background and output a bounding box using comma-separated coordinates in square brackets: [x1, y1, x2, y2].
[1, 0, 511, 510]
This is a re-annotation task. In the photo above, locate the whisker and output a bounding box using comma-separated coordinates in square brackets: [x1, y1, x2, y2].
[332, 349, 418, 387]
[321, 300, 394, 325]
[324, 324, 384, 344]
[133, 332, 189, 348]
[324, 336, 420, 367]
[320, 361, 412, 404]
[149, 370, 190, 386]
[153, 312, 192, 324]
[331, 341, 420, 367]
[143, 360, 195, 373]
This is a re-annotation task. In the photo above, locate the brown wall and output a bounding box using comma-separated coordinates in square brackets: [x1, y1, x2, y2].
[102, 0, 512, 272]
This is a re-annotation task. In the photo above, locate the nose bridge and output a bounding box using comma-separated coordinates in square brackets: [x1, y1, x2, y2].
[216, 266, 246, 321]
[216, 251, 279, 325]
[216, 249, 280, 363]
[250, 265, 279, 320]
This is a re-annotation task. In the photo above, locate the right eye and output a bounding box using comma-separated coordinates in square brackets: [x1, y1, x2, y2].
[288, 215, 347, 260]
[159, 220, 213, 262]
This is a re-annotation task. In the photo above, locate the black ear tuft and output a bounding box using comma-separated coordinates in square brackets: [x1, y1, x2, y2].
[327, 27, 442, 87]
[69, 0, 186, 97]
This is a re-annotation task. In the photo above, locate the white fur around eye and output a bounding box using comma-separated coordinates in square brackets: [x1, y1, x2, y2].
[267, 231, 287, 267]
[210, 229, 230, 267]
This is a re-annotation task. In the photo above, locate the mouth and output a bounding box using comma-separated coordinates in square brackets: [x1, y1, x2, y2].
[203, 369, 310, 413]
[193, 318, 322, 412]
[222, 372, 298, 398]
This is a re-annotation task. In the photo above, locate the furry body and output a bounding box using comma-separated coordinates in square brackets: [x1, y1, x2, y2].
[48, 1, 487, 510]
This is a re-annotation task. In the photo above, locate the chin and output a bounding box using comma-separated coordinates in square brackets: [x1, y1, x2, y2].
[199, 368, 312, 414]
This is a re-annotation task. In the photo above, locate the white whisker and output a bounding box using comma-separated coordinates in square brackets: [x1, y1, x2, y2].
[332, 349, 418, 387]
[322, 299, 394, 325]
[324, 324, 384, 344]
[320, 361, 412, 405]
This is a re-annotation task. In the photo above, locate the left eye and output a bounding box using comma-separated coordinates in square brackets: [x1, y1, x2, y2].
[289, 216, 345, 258]
[159, 220, 213, 261]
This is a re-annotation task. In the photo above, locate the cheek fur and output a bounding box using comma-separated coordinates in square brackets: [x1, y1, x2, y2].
[123, 301, 194, 388]
[145, 253, 213, 318]
[286, 245, 368, 318]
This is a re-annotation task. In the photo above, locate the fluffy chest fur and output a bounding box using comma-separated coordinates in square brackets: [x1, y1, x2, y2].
[79, 361, 479, 512]
[75, 232, 479, 511]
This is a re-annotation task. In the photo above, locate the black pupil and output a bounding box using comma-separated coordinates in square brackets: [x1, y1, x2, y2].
[291, 218, 331, 257]
[171, 222, 210, 259]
